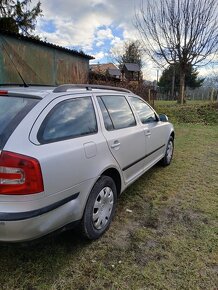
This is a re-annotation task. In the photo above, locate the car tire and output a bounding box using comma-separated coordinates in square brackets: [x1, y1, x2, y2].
[81, 176, 117, 240]
[161, 136, 174, 166]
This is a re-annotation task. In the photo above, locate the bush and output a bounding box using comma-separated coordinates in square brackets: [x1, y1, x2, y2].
[155, 102, 218, 125]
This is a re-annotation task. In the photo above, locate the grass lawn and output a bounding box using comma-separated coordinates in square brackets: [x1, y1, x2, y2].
[0, 104, 217, 289]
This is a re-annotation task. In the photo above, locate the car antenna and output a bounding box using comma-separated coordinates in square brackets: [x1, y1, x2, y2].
[0, 35, 29, 87]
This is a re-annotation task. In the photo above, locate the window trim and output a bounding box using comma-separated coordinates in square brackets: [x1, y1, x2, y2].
[97, 95, 137, 131]
[37, 96, 98, 144]
[98, 96, 115, 130]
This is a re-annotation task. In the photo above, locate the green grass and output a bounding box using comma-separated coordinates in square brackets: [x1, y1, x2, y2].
[0, 102, 217, 290]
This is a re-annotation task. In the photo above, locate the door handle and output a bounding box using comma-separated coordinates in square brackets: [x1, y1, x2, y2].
[111, 141, 120, 148]
[145, 130, 151, 136]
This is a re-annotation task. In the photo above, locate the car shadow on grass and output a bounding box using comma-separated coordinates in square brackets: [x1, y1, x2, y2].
[0, 228, 94, 288]
[0, 163, 166, 289]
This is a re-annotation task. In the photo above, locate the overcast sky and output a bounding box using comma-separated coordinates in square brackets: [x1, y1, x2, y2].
[33, 0, 217, 80]
[32, 0, 159, 79]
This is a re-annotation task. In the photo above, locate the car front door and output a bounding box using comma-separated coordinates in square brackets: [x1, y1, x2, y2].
[95, 94, 147, 184]
[129, 96, 168, 168]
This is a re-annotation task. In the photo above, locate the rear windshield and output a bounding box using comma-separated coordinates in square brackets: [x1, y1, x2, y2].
[0, 96, 39, 149]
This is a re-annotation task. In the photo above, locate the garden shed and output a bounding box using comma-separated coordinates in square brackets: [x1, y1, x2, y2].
[0, 31, 93, 85]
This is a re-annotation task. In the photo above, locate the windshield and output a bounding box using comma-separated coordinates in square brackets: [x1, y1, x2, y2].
[0, 96, 39, 149]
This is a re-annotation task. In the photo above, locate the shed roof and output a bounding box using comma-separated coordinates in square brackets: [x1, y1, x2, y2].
[0, 30, 94, 60]
[108, 68, 121, 76]
[123, 63, 140, 72]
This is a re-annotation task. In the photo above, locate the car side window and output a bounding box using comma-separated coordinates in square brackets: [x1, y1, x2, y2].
[97, 95, 136, 130]
[129, 97, 157, 124]
[38, 97, 97, 143]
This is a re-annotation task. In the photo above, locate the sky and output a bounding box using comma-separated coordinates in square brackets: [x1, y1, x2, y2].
[32, 0, 217, 81]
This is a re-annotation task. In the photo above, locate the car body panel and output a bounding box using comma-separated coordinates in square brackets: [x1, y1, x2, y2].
[0, 86, 174, 242]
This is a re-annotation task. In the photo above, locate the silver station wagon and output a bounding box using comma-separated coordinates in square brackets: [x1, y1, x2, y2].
[0, 84, 174, 242]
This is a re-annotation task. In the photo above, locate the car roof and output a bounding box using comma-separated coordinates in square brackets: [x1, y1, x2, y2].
[0, 84, 133, 99]
[0, 86, 55, 99]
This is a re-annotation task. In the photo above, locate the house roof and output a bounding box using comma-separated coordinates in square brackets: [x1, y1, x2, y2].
[0, 30, 94, 60]
[90, 63, 119, 74]
[123, 63, 140, 72]
[108, 68, 121, 76]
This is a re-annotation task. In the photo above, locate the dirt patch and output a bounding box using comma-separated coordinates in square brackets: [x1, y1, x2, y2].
[160, 205, 209, 228]
[109, 220, 140, 249]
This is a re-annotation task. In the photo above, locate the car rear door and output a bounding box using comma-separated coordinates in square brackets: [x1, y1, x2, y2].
[29, 94, 108, 198]
[95, 94, 147, 184]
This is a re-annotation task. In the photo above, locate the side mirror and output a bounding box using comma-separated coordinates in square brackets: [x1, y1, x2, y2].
[159, 114, 169, 122]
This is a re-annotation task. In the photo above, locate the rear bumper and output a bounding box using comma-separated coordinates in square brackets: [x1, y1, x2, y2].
[0, 193, 80, 242]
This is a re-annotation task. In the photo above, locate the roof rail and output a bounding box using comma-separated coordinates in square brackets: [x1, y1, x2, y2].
[53, 84, 132, 94]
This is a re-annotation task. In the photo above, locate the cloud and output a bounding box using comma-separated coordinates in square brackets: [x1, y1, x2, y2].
[110, 36, 122, 46]
[94, 27, 115, 48]
[35, 0, 142, 47]
[96, 28, 114, 40]
[35, 0, 114, 51]
[31, 0, 167, 80]
[96, 40, 104, 47]
[198, 65, 218, 78]
[90, 51, 109, 63]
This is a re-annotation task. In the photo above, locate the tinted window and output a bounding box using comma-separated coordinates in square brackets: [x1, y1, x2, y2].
[38, 97, 97, 143]
[130, 97, 157, 124]
[0, 96, 39, 149]
[98, 96, 136, 130]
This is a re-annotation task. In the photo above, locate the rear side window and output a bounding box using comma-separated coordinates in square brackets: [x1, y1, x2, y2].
[0, 96, 39, 149]
[38, 97, 97, 143]
[130, 97, 157, 124]
[97, 95, 136, 130]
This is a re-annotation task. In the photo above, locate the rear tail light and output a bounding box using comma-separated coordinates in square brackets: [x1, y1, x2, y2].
[0, 151, 44, 195]
[0, 90, 8, 95]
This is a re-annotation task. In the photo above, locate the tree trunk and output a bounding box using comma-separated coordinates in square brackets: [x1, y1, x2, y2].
[179, 71, 185, 104]
[171, 65, 176, 100]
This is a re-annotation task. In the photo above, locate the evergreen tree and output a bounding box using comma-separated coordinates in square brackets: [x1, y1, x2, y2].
[121, 41, 143, 69]
[112, 40, 143, 69]
[0, 0, 42, 36]
[158, 64, 204, 97]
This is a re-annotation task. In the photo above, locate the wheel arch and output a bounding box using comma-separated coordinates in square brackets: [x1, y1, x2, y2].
[101, 168, 122, 196]
[170, 130, 175, 139]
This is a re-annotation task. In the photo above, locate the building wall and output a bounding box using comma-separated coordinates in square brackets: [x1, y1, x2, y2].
[0, 34, 89, 85]
[122, 68, 139, 81]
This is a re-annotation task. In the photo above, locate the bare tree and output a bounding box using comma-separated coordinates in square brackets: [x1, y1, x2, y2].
[135, 0, 218, 104]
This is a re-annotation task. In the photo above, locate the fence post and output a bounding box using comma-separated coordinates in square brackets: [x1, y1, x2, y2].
[211, 88, 214, 102]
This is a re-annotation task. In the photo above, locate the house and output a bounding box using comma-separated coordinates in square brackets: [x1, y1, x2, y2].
[0, 31, 94, 85]
[121, 63, 141, 82]
[107, 68, 121, 79]
[90, 63, 121, 80]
